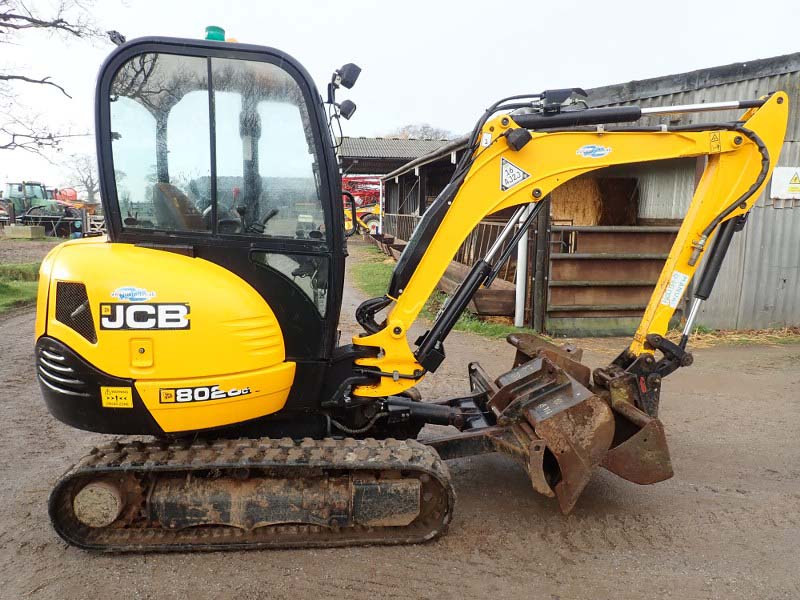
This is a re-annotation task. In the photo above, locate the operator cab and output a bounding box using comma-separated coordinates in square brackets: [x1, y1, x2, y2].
[96, 37, 356, 363]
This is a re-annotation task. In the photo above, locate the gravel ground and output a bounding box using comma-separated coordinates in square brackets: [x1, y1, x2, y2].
[1, 239, 799, 599]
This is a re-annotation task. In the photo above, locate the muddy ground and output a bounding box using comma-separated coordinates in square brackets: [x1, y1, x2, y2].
[1, 239, 799, 599]
[0, 238, 60, 265]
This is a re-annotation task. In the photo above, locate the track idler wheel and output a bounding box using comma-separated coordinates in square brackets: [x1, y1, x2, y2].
[72, 481, 125, 528]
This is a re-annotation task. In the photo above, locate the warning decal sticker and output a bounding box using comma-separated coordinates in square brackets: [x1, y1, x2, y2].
[500, 157, 530, 191]
[710, 131, 722, 153]
[660, 271, 690, 309]
[769, 167, 800, 200]
[101, 386, 133, 409]
[790, 172, 800, 193]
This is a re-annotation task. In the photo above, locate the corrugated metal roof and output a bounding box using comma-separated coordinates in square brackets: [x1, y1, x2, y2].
[339, 137, 451, 160]
[381, 136, 469, 180]
[587, 52, 800, 105]
[589, 74, 800, 153]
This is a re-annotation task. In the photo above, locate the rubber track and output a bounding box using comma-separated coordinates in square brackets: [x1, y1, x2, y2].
[49, 437, 455, 553]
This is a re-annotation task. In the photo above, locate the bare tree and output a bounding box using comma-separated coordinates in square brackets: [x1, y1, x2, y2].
[386, 123, 456, 140]
[0, 0, 101, 153]
[63, 153, 99, 202]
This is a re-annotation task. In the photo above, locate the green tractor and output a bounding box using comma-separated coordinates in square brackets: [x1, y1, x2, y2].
[2, 181, 53, 219]
[1, 181, 82, 236]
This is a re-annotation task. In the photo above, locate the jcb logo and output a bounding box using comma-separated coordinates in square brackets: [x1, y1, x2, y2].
[99, 303, 190, 330]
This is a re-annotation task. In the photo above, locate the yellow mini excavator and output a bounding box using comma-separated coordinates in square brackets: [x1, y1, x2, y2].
[36, 31, 788, 551]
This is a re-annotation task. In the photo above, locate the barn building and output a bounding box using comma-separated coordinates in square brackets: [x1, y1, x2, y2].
[338, 137, 451, 176]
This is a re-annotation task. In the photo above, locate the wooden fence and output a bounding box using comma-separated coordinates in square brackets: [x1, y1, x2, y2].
[380, 211, 680, 335]
[382, 213, 518, 283]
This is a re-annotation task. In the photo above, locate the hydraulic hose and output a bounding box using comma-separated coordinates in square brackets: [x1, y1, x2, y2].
[689, 125, 769, 265]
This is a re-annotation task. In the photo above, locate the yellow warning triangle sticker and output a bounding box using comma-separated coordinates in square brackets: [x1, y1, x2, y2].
[710, 132, 720, 142]
[790, 172, 800, 185]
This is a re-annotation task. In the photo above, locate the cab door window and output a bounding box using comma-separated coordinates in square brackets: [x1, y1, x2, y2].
[211, 57, 325, 241]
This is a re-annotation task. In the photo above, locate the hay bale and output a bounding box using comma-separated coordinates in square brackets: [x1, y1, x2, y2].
[550, 178, 602, 226]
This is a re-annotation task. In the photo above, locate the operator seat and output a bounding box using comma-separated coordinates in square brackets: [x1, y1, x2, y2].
[151, 182, 205, 231]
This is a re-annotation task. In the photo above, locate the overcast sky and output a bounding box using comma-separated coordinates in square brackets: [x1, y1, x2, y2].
[3, 0, 799, 186]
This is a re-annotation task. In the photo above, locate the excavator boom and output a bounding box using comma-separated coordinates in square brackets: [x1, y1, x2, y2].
[353, 92, 788, 393]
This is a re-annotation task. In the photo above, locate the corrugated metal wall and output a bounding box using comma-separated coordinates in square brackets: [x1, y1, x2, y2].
[619, 158, 696, 220]
[594, 70, 800, 329]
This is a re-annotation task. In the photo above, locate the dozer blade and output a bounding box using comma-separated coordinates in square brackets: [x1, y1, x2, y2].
[49, 438, 454, 552]
[531, 396, 615, 513]
[443, 333, 672, 513]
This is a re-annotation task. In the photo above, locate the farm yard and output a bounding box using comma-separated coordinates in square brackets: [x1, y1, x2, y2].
[0, 240, 799, 599]
[3, 1, 800, 598]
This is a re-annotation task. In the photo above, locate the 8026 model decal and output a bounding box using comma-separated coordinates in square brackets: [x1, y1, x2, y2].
[159, 385, 252, 404]
[99, 303, 190, 330]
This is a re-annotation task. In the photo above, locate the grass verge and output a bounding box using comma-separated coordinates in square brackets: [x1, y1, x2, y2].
[421, 291, 527, 339]
[350, 244, 527, 340]
[0, 262, 39, 313]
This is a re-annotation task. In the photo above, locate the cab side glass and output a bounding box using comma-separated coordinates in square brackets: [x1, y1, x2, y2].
[251, 251, 329, 316]
[110, 53, 211, 232]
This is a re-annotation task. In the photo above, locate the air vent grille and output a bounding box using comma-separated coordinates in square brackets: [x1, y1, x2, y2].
[37, 346, 91, 397]
[55, 282, 97, 343]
